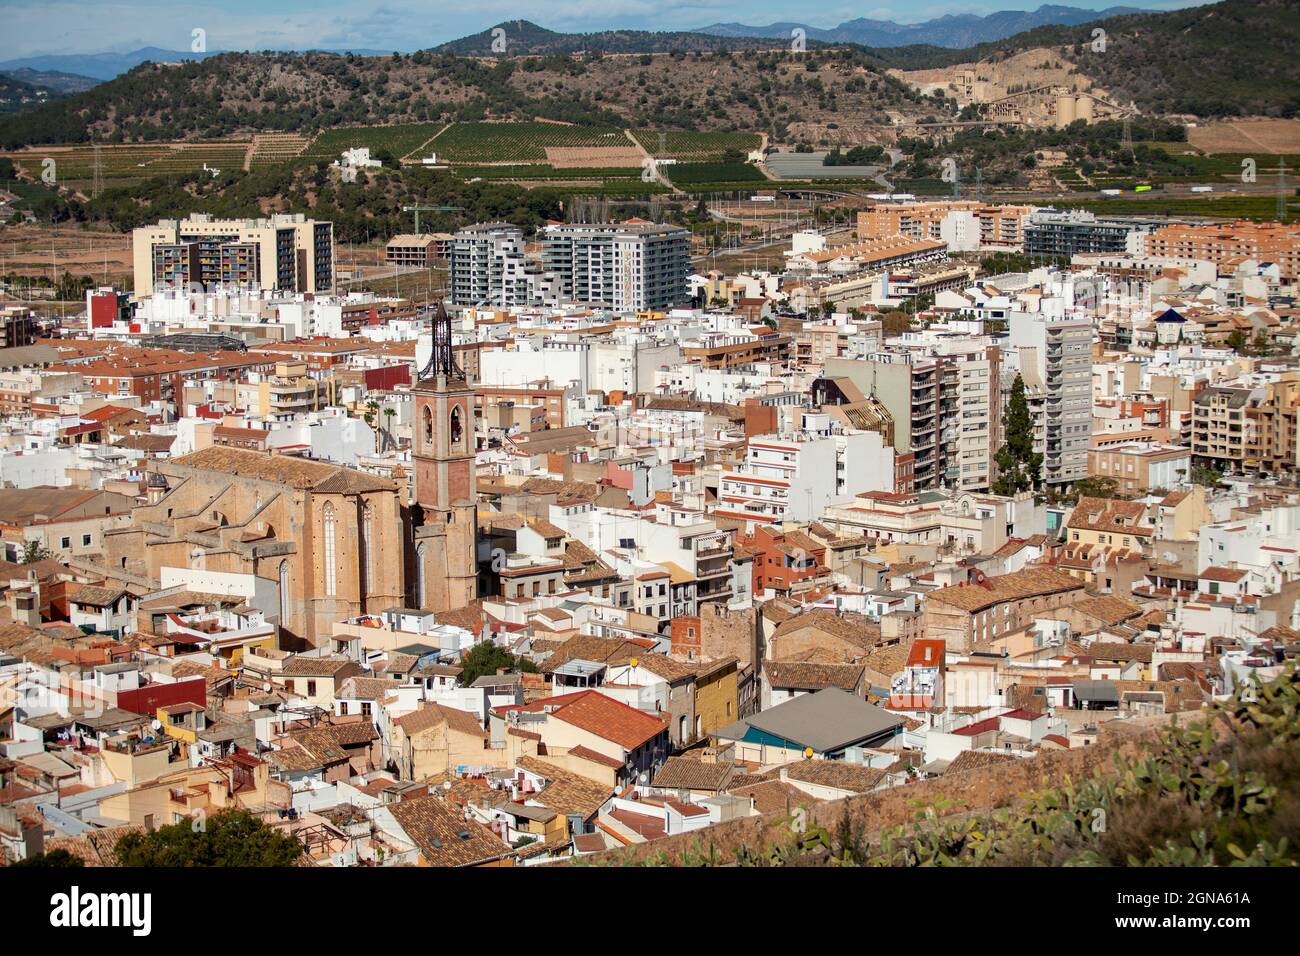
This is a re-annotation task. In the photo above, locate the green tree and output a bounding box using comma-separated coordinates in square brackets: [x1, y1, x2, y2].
[992, 374, 1042, 496]
[114, 809, 303, 867]
[20, 541, 51, 564]
[12, 848, 84, 867]
[1056, 475, 1123, 505]
[459, 640, 539, 686]
[1226, 329, 1247, 352]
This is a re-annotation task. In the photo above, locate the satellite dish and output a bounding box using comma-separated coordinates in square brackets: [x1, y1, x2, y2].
[443, 780, 452, 791]
[263, 681, 272, 693]
[151, 719, 162, 732]
[638, 771, 648, 784]
[803, 747, 814, 760]
[629, 657, 639, 668]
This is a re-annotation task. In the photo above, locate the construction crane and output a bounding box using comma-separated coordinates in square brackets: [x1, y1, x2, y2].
[401, 204, 463, 234]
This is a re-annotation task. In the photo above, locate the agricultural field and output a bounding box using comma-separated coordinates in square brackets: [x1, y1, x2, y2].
[0, 140, 255, 188]
[433, 123, 627, 164]
[456, 165, 644, 181]
[1188, 119, 1300, 155]
[1056, 193, 1300, 221]
[142, 143, 249, 175]
[249, 133, 310, 168]
[665, 163, 765, 185]
[303, 123, 446, 162]
[631, 130, 762, 161]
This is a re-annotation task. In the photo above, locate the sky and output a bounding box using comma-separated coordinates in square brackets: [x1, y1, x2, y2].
[1, 0, 1208, 60]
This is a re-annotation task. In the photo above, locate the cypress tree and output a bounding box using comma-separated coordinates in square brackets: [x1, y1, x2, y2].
[992, 374, 1042, 495]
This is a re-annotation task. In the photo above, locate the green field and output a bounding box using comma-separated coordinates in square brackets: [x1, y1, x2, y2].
[303, 123, 446, 161]
[665, 162, 765, 185]
[455, 165, 644, 181]
[631, 130, 761, 160]
[433, 122, 627, 164]
[1055, 193, 1300, 220]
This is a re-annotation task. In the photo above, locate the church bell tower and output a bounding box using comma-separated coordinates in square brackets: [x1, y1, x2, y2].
[412, 302, 477, 611]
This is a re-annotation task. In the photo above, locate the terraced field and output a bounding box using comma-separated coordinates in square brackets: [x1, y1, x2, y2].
[631, 130, 762, 161]
[433, 122, 626, 164]
[303, 123, 446, 162]
[249, 133, 310, 168]
[2, 141, 253, 184]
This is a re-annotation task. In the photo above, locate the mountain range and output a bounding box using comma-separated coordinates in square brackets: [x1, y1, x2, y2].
[695, 5, 1146, 48]
[0, 6, 1160, 82]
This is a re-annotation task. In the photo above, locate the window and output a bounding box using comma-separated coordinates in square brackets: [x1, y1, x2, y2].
[81, 534, 92, 547]
[422, 405, 433, 447]
[60, 536, 71, 549]
[362, 504, 375, 594]
[306, 680, 317, 696]
[278, 561, 290, 626]
[449, 405, 463, 449]
[323, 503, 337, 596]
[416, 544, 427, 607]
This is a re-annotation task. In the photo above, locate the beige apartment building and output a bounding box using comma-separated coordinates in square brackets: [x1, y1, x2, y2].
[857, 201, 1034, 251]
[1087, 440, 1192, 496]
[1144, 221, 1300, 281]
[1193, 376, 1300, 474]
[132, 213, 334, 297]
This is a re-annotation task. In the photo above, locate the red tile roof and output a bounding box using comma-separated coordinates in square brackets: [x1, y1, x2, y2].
[551, 691, 666, 751]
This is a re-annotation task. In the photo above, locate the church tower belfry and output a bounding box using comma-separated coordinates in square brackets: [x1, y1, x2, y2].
[412, 302, 478, 612]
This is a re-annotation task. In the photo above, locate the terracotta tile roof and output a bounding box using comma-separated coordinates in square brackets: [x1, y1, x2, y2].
[1066, 497, 1152, 537]
[1200, 566, 1248, 582]
[770, 609, 882, 650]
[169, 446, 396, 493]
[549, 691, 667, 750]
[1072, 594, 1143, 626]
[764, 660, 864, 692]
[925, 567, 1084, 613]
[651, 756, 735, 792]
[397, 703, 485, 739]
[517, 756, 611, 818]
[730, 779, 822, 814]
[280, 655, 355, 677]
[946, 750, 1020, 775]
[1087, 642, 1154, 664]
[764, 760, 886, 793]
[388, 795, 515, 866]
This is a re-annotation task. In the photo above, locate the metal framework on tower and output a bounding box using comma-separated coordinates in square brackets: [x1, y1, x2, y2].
[419, 301, 464, 382]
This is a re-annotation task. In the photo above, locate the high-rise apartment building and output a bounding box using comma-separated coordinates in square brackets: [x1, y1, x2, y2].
[541, 222, 690, 310]
[1008, 312, 1092, 486]
[448, 223, 562, 307]
[1023, 209, 1160, 258]
[132, 214, 334, 297]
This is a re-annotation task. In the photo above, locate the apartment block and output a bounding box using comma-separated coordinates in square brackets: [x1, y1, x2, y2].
[541, 222, 690, 311]
[857, 201, 1034, 251]
[1144, 221, 1300, 281]
[1087, 440, 1192, 496]
[448, 223, 561, 307]
[1193, 376, 1300, 474]
[132, 214, 334, 297]
[716, 427, 895, 527]
[1009, 312, 1091, 487]
[824, 353, 945, 490]
[1023, 209, 1160, 258]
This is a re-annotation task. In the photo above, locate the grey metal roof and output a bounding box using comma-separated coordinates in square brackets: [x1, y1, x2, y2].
[716, 687, 903, 753]
[1072, 679, 1119, 703]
